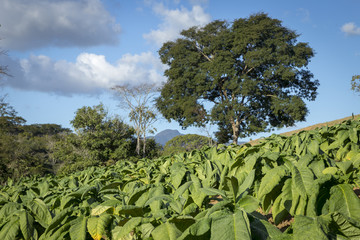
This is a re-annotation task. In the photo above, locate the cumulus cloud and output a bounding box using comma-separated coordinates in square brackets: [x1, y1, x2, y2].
[143, 3, 211, 46]
[0, 52, 166, 95]
[341, 22, 360, 36]
[0, 0, 121, 51]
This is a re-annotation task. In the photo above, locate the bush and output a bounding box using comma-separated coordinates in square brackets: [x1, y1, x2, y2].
[162, 134, 214, 156]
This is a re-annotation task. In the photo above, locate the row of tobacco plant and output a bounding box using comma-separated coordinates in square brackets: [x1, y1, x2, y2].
[0, 119, 360, 239]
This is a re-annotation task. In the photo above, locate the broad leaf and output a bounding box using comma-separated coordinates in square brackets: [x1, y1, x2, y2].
[87, 214, 112, 240]
[257, 165, 287, 200]
[19, 210, 34, 240]
[329, 184, 360, 221]
[210, 209, 251, 240]
[69, 216, 87, 240]
[151, 222, 182, 240]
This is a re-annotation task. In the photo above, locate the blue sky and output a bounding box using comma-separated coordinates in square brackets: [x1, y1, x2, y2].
[0, 0, 359, 141]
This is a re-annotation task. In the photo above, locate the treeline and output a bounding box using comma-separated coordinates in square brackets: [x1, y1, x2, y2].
[0, 100, 214, 184]
[0, 101, 163, 183]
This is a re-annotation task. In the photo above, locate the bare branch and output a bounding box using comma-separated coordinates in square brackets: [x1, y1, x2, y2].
[195, 43, 213, 62]
[111, 83, 158, 156]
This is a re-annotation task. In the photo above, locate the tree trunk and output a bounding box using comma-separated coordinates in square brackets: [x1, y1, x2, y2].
[142, 132, 146, 157]
[230, 117, 240, 145]
[136, 130, 141, 155]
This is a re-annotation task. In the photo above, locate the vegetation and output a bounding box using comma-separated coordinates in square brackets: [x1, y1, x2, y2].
[156, 13, 319, 144]
[112, 84, 157, 157]
[162, 134, 214, 156]
[0, 101, 162, 180]
[0, 99, 71, 183]
[1, 11, 358, 240]
[0, 119, 359, 239]
[351, 75, 360, 94]
[54, 104, 139, 174]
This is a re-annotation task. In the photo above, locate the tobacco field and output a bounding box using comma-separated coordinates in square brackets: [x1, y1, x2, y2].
[0, 119, 360, 239]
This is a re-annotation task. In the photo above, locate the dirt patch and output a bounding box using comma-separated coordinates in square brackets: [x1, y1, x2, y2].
[354, 187, 360, 199]
[208, 195, 223, 205]
[257, 208, 294, 232]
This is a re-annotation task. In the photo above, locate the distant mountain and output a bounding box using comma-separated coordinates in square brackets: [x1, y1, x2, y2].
[149, 129, 182, 146]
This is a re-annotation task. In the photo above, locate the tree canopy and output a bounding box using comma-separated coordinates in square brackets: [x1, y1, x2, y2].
[162, 134, 213, 156]
[55, 104, 136, 174]
[112, 84, 157, 156]
[156, 13, 319, 144]
[351, 75, 360, 94]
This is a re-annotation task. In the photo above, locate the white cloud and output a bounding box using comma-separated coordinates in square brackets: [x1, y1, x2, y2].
[296, 8, 310, 22]
[188, 0, 209, 5]
[143, 3, 211, 46]
[0, 52, 166, 95]
[341, 22, 360, 36]
[0, 0, 121, 51]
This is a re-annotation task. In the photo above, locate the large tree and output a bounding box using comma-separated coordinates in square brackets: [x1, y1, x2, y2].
[112, 84, 157, 156]
[156, 13, 319, 144]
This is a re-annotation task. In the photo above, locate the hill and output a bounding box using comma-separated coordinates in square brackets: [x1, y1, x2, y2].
[149, 129, 182, 146]
[249, 114, 360, 145]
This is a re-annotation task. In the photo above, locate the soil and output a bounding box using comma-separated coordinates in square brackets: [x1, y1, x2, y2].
[256, 208, 294, 232]
[354, 187, 360, 199]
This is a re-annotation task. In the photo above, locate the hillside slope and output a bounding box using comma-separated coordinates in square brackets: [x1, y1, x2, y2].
[250, 114, 360, 145]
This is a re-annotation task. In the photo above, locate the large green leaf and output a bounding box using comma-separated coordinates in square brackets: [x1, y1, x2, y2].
[43, 208, 72, 237]
[257, 165, 287, 200]
[177, 218, 211, 239]
[237, 170, 255, 197]
[91, 200, 121, 216]
[292, 215, 329, 240]
[307, 139, 320, 155]
[19, 210, 34, 240]
[47, 222, 71, 240]
[27, 198, 52, 228]
[190, 174, 207, 208]
[170, 162, 188, 189]
[249, 218, 288, 240]
[0, 203, 21, 225]
[69, 216, 87, 240]
[292, 165, 314, 196]
[174, 181, 193, 200]
[331, 212, 360, 239]
[349, 128, 358, 143]
[112, 217, 142, 240]
[210, 209, 251, 240]
[329, 184, 360, 221]
[272, 178, 292, 224]
[151, 222, 182, 240]
[87, 214, 112, 240]
[0, 216, 20, 240]
[236, 195, 259, 213]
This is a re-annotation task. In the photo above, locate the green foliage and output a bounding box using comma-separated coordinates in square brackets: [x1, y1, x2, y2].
[351, 75, 360, 94]
[156, 13, 319, 144]
[20, 124, 71, 137]
[0, 119, 360, 239]
[0, 98, 25, 134]
[55, 104, 136, 174]
[162, 134, 213, 156]
[112, 84, 157, 156]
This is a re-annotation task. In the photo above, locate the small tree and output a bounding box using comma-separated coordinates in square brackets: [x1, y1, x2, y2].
[156, 13, 319, 144]
[112, 84, 157, 156]
[351, 75, 360, 94]
[54, 104, 135, 174]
